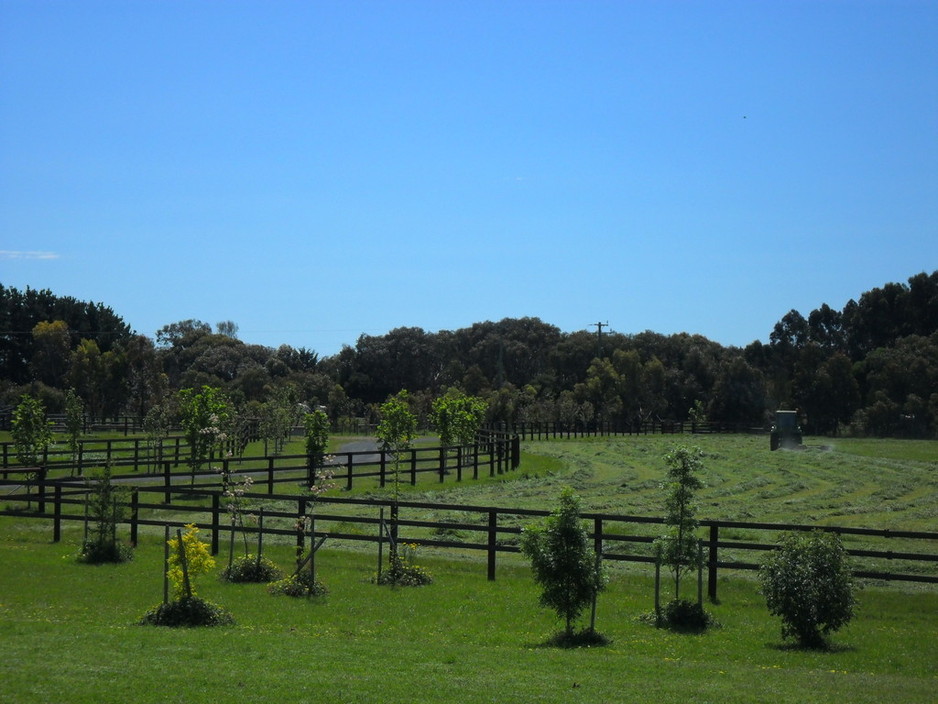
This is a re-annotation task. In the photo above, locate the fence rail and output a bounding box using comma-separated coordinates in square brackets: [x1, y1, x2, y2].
[511, 420, 763, 441]
[0, 433, 253, 471]
[2, 480, 934, 600]
[0, 432, 520, 495]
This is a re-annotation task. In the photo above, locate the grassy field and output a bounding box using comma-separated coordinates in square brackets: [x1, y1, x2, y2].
[433, 434, 938, 530]
[12, 432, 933, 582]
[1, 518, 936, 704]
[2, 433, 936, 703]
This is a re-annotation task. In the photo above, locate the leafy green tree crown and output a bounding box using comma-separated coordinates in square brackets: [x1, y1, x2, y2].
[760, 530, 858, 648]
[304, 409, 330, 460]
[11, 394, 53, 467]
[520, 487, 606, 635]
[430, 389, 488, 447]
[376, 390, 417, 453]
[177, 386, 229, 460]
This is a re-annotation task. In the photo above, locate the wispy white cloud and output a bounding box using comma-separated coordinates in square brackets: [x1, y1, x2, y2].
[0, 250, 60, 260]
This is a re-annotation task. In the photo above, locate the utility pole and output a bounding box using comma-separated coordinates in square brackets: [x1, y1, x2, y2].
[590, 321, 609, 358]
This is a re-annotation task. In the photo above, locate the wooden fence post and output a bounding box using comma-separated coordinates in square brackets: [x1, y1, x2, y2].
[53, 484, 62, 543]
[379, 451, 387, 488]
[487, 510, 497, 581]
[594, 517, 603, 556]
[130, 490, 139, 547]
[410, 451, 417, 486]
[176, 528, 192, 599]
[37, 468, 47, 514]
[163, 526, 170, 604]
[211, 493, 220, 556]
[163, 461, 171, 503]
[296, 498, 307, 556]
[268, 457, 275, 495]
[697, 541, 704, 607]
[591, 517, 603, 633]
[346, 454, 354, 491]
[377, 507, 385, 581]
[708, 524, 719, 602]
[473, 443, 479, 480]
[256, 508, 265, 565]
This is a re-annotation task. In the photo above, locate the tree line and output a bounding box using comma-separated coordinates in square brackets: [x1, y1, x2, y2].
[1, 271, 937, 437]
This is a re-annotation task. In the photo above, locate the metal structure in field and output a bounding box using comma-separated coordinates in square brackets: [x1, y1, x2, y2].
[770, 410, 803, 451]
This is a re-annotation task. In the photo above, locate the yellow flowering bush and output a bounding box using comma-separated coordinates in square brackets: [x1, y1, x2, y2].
[167, 524, 215, 600]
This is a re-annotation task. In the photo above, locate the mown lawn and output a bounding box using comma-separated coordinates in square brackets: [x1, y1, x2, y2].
[468, 435, 938, 529]
[1, 517, 936, 704]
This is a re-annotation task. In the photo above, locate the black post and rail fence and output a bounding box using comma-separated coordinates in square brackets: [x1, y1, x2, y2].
[0, 431, 520, 492]
[2, 480, 935, 599]
[1, 428, 934, 597]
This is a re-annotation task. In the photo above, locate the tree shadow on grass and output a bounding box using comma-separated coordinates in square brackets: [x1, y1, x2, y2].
[767, 641, 855, 654]
[529, 629, 612, 649]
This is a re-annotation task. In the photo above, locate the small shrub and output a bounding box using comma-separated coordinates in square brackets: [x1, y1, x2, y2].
[374, 543, 433, 587]
[220, 554, 283, 583]
[759, 530, 858, 648]
[140, 596, 234, 627]
[268, 569, 328, 598]
[78, 539, 133, 565]
[658, 598, 713, 632]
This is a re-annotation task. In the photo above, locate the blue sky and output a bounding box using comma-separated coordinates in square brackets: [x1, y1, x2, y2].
[2, 1, 936, 357]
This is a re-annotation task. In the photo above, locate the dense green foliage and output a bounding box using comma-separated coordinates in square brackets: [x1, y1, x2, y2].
[11, 394, 53, 467]
[376, 390, 418, 503]
[520, 487, 606, 637]
[3, 272, 938, 437]
[760, 531, 858, 648]
[304, 408, 330, 477]
[429, 389, 488, 447]
[0, 284, 131, 384]
[177, 385, 229, 476]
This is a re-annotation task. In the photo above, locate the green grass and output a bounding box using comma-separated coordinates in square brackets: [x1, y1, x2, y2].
[1, 518, 936, 704]
[404, 434, 938, 530]
[2, 434, 937, 702]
